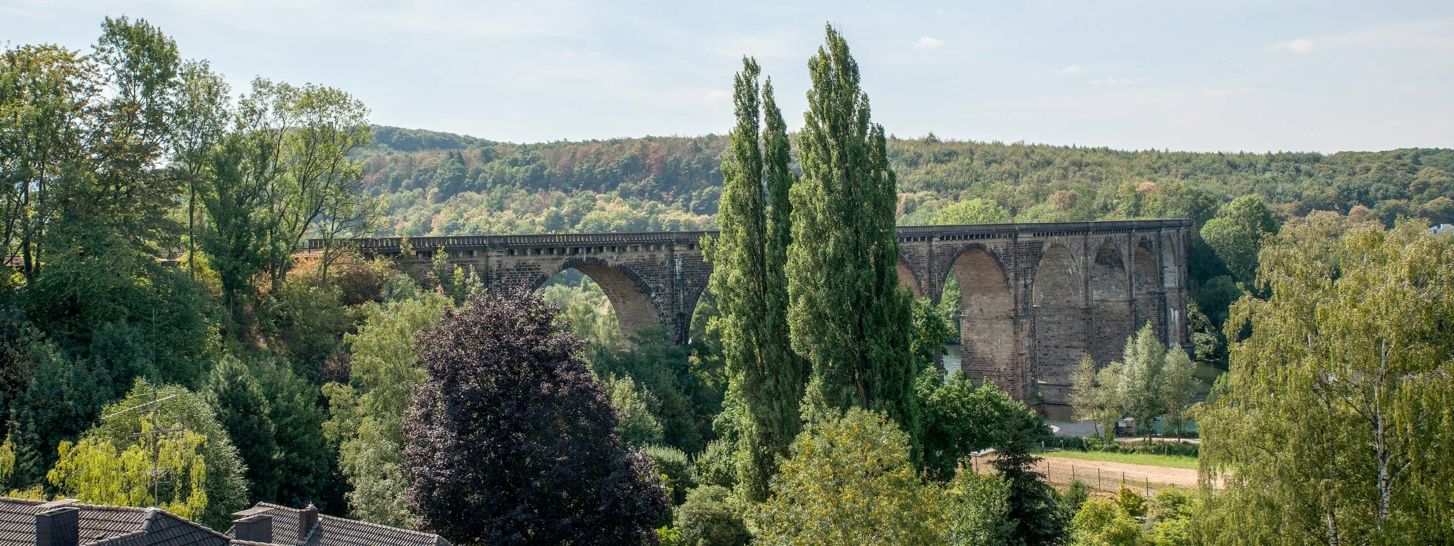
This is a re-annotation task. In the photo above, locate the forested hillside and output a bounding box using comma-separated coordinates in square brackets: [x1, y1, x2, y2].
[364, 126, 1454, 236]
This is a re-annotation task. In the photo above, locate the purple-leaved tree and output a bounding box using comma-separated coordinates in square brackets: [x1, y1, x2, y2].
[401, 289, 668, 545]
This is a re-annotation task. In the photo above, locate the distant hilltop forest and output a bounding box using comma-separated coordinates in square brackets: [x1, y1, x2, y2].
[363, 125, 1454, 237]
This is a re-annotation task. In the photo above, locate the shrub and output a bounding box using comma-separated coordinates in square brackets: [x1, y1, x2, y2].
[674, 485, 749, 546]
[693, 439, 736, 489]
[645, 445, 697, 505]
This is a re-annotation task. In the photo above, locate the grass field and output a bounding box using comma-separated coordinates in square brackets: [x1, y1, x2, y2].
[1040, 450, 1199, 470]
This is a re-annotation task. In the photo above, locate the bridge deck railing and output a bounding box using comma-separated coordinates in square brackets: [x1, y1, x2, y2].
[307, 219, 1191, 252]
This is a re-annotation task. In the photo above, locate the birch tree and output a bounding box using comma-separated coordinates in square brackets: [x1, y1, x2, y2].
[1198, 213, 1454, 544]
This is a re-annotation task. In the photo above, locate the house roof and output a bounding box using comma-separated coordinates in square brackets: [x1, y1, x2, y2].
[0, 498, 230, 546]
[225, 504, 449, 546]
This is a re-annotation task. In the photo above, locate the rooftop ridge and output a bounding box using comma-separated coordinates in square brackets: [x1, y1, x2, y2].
[317, 513, 442, 540]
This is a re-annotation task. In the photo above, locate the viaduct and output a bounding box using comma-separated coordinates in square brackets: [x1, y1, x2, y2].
[329, 219, 1192, 406]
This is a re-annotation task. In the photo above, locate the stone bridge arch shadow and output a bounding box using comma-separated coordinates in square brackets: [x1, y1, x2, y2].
[1032, 243, 1087, 405]
[945, 246, 1018, 395]
[532, 257, 665, 347]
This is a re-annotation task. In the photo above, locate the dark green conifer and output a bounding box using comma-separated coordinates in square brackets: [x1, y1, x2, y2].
[705, 57, 806, 501]
[786, 25, 920, 446]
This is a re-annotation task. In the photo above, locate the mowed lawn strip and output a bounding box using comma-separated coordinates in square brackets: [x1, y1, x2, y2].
[1039, 450, 1199, 470]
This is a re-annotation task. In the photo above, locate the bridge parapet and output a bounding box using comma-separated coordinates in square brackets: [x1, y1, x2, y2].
[324, 219, 1192, 407]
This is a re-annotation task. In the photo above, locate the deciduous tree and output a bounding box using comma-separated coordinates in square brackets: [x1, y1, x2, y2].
[787, 25, 919, 446]
[400, 291, 667, 546]
[754, 408, 941, 546]
[1199, 214, 1454, 544]
[706, 56, 806, 501]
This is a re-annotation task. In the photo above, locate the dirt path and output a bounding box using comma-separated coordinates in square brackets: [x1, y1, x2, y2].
[969, 453, 1206, 496]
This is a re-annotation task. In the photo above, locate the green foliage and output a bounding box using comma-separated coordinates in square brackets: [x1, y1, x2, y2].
[1068, 498, 1144, 546]
[1199, 195, 1278, 286]
[754, 407, 941, 546]
[693, 439, 736, 489]
[644, 445, 697, 505]
[592, 326, 712, 453]
[909, 298, 955, 371]
[1157, 346, 1196, 439]
[1068, 354, 1106, 436]
[1198, 215, 1454, 544]
[674, 485, 750, 546]
[929, 198, 1010, 225]
[540, 273, 621, 349]
[1116, 324, 1166, 438]
[607, 375, 665, 449]
[919, 372, 1047, 480]
[1145, 488, 1196, 546]
[324, 289, 448, 526]
[252, 356, 339, 511]
[48, 430, 209, 520]
[993, 399, 1067, 546]
[1114, 487, 1147, 518]
[76, 379, 247, 530]
[941, 470, 1013, 546]
[204, 355, 276, 503]
[1090, 324, 1201, 440]
[706, 57, 806, 502]
[1061, 479, 1090, 518]
[787, 25, 919, 451]
[264, 263, 362, 384]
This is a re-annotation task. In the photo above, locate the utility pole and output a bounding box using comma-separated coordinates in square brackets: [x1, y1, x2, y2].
[102, 384, 181, 506]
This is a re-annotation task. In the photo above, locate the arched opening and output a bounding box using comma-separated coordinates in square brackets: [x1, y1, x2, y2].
[1090, 240, 1132, 366]
[1033, 244, 1082, 307]
[537, 263, 661, 349]
[1032, 244, 1087, 405]
[948, 248, 1015, 390]
[1132, 238, 1164, 341]
[897, 261, 922, 298]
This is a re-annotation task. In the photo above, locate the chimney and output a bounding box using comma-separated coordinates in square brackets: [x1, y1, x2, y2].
[233, 514, 273, 543]
[35, 507, 79, 546]
[297, 504, 318, 543]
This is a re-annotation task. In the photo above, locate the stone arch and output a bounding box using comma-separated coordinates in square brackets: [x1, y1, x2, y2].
[949, 247, 1016, 390]
[1033, 244, 1082, 307]
[1032, 243, 1087, 405]
[1132, 237, 1165, 341]
[1090, 239, 1133, 366]
[541, 258, 663, 345]
[897, 260, 922, 298]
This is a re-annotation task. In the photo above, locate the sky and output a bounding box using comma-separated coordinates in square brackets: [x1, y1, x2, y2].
[4, 1, 1453, 153]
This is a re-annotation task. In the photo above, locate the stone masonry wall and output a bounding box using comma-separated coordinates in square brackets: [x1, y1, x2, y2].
[331, 219, 1190, 406]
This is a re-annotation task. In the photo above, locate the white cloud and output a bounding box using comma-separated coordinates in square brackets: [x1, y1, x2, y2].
[1268, 20, 1454, 55]
[1059, 65, 1083, 74]
[1269, 38, 1315, 54]
[1318, 20, 1454, 51]
[1090, 77, 1145, 86]
[703, 89, 730, 102]
[914, 36, 945, 49]
[1203, 87, 1254, 96]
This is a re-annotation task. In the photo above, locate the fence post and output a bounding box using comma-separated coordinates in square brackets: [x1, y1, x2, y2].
[1145, 477, 1150, 498]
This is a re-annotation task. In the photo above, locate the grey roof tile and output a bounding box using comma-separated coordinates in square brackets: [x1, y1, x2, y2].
[225, 504, 448, 546]
[0, 497, 230, 546]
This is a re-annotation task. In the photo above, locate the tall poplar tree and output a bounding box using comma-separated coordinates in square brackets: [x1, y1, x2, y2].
[786, 26, 919, 444]
[706, 57, 805, 501]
